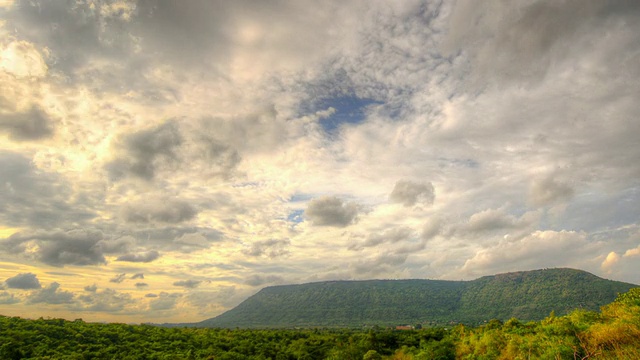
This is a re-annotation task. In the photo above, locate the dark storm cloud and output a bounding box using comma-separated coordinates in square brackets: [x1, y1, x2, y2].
[305, 196, 359, 227]
[106, 121, 182, 181]
[5, 273, 41, 289]
[241, 239, 290, 258]
[0, 152, 96, 229]
[173, 280, 202, 289]
[389, 180, 435, 207]
[27, 282, 74, 304]
[0, 106, 54, 141]
[116, 250, 160, 263]
[1, 229, 107, 266]
[121, 198, 197, 224]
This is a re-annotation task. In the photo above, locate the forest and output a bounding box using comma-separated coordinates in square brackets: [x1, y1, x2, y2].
[0, 287, 638, 359]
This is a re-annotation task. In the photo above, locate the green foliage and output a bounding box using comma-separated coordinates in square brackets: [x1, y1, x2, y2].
[200, 268, 636, 328]
[0, 286, 638, 359]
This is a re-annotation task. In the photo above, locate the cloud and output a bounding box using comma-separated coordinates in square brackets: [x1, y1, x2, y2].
[305, 196, 359, 227]
[135, 282, 148, 288]
[0, 291, 19, 304]
[0, 152, 96, 229]
[124, 226, 223, 254]
[109, 273, 127, 284]
[149, 292, 181, 311]
[0, 106, 54, 141]
[131, 273, 144, 279]
[349, 227, 414, 250]
[0, 40, 48, 78]
[421, 218, 441, 241]
[5, 272, 41, 289]
[2, 229, 107, 266]
[466, 209, 537, 233]
[601, 251, 620, 270]
[241, 239, 290, 258]
[389, 180, 435, 207]
[76, 288, 135, 312]
[461, 230, 588, 277]
[529, 176, 574, 207]
[27, 282, 74, 304]
[624, 246, 640, 257]
[173, 280, 202, 289]
[116, 250, 160, 263]
[84, 284, 98, 293]
[352, 253, 409, 276]
[244, 274, 284, 287]
[106, 121, 182, 181]
[121, 198, 197, 224]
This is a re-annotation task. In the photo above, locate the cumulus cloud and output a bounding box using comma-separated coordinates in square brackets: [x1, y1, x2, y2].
[5, 273, 41, 289]
[389, 180, 435, 207]
[27, 282, 74, 304]
[241, 239, 290, 258]
[2, 229, 107, 266]
[305, 196, 359, 227]
[0, 106, 54, 141]
[601, 251, 620, 270]
[106, 121, 182, 181]
[173, 280, 202, 289]
[624, 246, 640, 257]
[466, 209, 537, 233]
[84, 284, 98, 293]
[116, 250, 160, 263]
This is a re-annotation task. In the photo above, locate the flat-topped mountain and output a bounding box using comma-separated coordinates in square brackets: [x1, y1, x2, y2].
[195, 268, 637, 328]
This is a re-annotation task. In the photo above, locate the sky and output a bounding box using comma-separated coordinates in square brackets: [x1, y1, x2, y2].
[0, 0, 639, 324]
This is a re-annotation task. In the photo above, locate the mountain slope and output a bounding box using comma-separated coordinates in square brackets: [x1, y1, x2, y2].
[196, 268, 637, 328]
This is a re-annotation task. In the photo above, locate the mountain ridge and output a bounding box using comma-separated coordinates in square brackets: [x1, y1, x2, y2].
[194, 268, 637, 328]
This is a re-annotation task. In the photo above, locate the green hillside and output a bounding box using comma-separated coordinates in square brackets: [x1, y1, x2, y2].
[197, 268, 636, 328]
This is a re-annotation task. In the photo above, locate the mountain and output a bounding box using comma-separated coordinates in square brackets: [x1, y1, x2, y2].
[195, 268, 637, 328]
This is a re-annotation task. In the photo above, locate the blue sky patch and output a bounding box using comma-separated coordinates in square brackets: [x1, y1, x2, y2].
[287, 209, 304, 224]
[309, 96, 381, 134]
